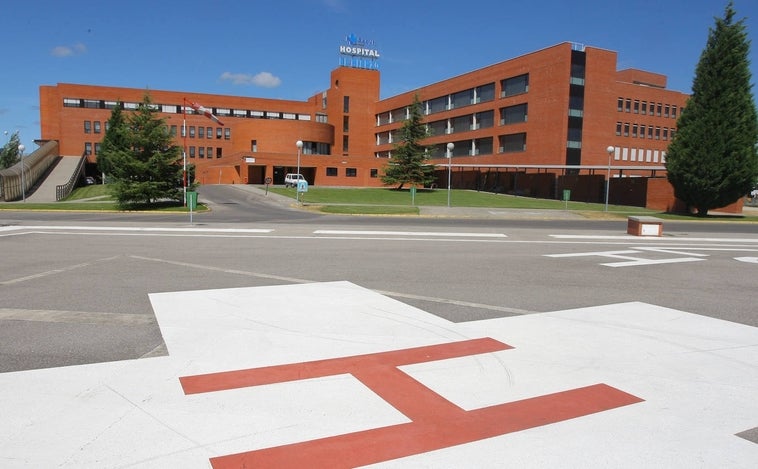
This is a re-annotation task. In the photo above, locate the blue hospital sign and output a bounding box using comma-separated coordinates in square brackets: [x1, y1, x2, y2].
[339, 33, 380, 70]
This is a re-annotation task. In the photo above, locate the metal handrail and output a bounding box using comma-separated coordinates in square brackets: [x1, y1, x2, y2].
[55, 152, 88, 201]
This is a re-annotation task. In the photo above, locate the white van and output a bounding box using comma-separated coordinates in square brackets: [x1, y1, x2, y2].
[284, 173, 305, 188]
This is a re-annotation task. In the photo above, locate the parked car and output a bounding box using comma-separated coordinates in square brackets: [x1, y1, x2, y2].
[84, 176, 96, 185]
[284, 173, 305, 188]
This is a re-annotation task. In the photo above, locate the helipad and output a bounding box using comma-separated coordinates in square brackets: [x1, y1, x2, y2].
[1, 281, 756, 468]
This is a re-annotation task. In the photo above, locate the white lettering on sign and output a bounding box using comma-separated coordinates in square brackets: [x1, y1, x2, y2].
[339, 45, 380, 58]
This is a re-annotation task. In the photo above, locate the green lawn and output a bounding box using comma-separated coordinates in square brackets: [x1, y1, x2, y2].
[0, 184, 205, 212]
[2, 184, 755, 221]
[270, 187, 650, 212]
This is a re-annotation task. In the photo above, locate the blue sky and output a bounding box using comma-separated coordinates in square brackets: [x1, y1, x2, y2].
[2, 0, 757, 153]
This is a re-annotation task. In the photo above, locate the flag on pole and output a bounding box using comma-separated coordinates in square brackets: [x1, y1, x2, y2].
[187, 100, 224, 126]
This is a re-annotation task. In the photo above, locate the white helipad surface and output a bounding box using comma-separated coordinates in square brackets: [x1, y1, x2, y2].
[1, 281, 757, 468]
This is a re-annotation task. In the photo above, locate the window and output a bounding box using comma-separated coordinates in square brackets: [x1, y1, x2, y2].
[198, 147, 204, 158]
[316, 113, 328, 123]
[343, 116, 349, 132]
[326, 167, 338, 176]
[499, 133, 527, 153]
[476, 110, 495, 129]
[663, 128, 669, 140]
[370, 168, 378, 178]
[632, 124, 638, 138]
[671, 106, 678, 119]
[390, 107, 406, 122]
[64, 98, 80, 108]
[343, 135, 349, 152]
[224, 128, 231, 140]
[647, 126, 654, 139]
[189, 126, 196, 138]
[623, 123, 630, 137]
[477, 83, 495, 102]
[625, 99, 631, 113]
[451, 88, 473, 109]
[83, 99, 100, 109]
[655, 127, 661, 140]
[216, 128, 222, 139]
[664, 105, 670, 118]
[500, 104, 528, 125]
[633, 100, 639, 114]
[207, 146, 212, 157]
[639, 124, 646, 139]
[343, 96, 350, 113]
[251, 140, 257, 152]
[501, 74, 529, 97]
[641, 101, 647, 115]
[616, 122, 622, 136]
[84, 142, 92, 155]
[84, 121, 91, 133]
[656, 103, 662, 116]
[428, 96, 447, 114]
[189, 146, 196, 158]
[617, 98, 624, 112]
[216, 147, 223, 158]
[94, 143, 101, 154]
[94, 121, 101, 134]
[169, 124, 176, 137]
[346, 167, 357, 177]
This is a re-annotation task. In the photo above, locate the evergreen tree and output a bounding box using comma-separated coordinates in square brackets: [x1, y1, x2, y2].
[0, 131, 22, 169]
[382, 95, 435, 189]
[97, 102, 129, 181]
[666, 2, 758, 216]
[99, 93, 184, 207]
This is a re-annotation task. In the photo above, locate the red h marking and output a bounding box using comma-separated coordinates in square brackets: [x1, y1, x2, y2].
[180, 338, 642, 468]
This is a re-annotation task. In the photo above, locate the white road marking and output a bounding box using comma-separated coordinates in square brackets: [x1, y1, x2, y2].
[314, 230, 506, 238]
[735, 257, 758, 264]
[0, 225, 274, 233]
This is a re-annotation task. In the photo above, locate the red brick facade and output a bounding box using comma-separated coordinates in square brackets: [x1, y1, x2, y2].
[40, 42, 733, 212]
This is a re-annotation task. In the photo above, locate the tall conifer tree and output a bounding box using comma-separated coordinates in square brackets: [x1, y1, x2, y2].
[99, 93, 183, 207]
[666, 2, 758, 216]
[382, 95, 435, 190]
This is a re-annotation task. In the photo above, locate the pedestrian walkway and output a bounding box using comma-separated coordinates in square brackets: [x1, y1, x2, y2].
[1, 281, 756, 468]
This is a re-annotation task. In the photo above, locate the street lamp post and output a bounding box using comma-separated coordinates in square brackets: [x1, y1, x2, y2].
[604, 145, 615, 212]
[18, 144, 25, 202]
[296, 140, 303, 203]
[446, 142, 454, 207]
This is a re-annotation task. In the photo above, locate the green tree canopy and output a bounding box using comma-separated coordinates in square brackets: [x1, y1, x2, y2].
[382, 95, 435, 190]
[666, 1, 758, 216]
[98, 93, 185, 208]
[0, 131, 22, 169]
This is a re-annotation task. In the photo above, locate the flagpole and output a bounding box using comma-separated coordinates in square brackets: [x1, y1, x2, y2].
[182, 98, 187, 206]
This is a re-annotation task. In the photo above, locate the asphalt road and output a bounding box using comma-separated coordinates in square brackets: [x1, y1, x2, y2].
[1, 185, 757, 373]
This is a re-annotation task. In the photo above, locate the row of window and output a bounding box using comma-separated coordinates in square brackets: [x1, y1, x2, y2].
[250, 140, 331, 155]
[83, 142, 224, 159]
[375, 133, 527, 158]
[617, 97, 679, 119]
[64, 98, 312, 121]
[186, 146, 223, 158]
[613, 146, 667, 164]
[181, 125, 231, 140]
[323, 167, 380, 178]
[616, 122, 676, 140]
[375, 104, 528, 145]
[376, 74, 529, 125]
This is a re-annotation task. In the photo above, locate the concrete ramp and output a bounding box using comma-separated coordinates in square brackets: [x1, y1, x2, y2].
[26, 156, 85, 202]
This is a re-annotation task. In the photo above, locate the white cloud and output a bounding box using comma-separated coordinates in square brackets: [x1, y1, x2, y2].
[220, 71, 282, 88]
[51, 42, 87, 57]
